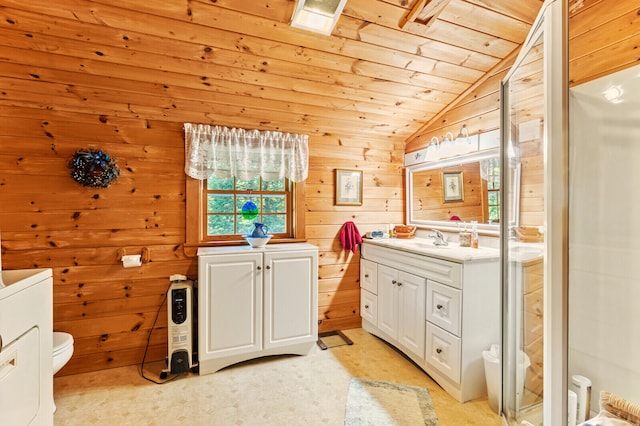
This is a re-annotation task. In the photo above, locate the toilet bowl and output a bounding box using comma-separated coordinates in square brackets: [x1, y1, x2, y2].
[52, 332, 74, 375]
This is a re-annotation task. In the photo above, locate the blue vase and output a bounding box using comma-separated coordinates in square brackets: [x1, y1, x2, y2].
[251, 223, 269, 237]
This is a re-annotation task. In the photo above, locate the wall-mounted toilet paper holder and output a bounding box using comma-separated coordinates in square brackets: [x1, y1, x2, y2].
[117, 247, 150, 267]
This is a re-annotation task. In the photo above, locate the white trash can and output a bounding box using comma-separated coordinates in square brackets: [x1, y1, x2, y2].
[482, 344, 531, 414]
[482, 344, 501, 413]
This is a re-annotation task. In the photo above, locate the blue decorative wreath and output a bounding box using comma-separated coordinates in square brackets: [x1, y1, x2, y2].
[69, 149, 120, 188]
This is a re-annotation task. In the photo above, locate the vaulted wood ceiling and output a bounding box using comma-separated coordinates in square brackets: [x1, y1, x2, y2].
[0, 0, 543, 147]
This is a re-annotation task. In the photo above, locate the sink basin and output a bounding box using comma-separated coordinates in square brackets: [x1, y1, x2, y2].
[398, 239, 451, 250]
[405, 241, 450, 249]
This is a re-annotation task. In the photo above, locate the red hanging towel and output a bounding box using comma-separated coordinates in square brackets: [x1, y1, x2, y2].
[340, 221, 363, 253]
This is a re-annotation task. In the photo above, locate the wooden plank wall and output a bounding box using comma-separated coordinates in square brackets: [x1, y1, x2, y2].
[308, 141, 405, 333]
[0, 114, 404, 378]
[408, 0, 640, 229]
[569, 0, 640, 86]
[406, 0, 640, 150]
[0, 2, 405, 375]
[0, 113, 193, 375]
[404, 60, 511, 155]
[0, 0, 636, 377]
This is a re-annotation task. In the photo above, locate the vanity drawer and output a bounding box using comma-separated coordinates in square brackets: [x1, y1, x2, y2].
[360, 258, 378, 294]
[360, 290, 377, 325]
[426, 323, 461, 383]
[427, 280, 462, 336]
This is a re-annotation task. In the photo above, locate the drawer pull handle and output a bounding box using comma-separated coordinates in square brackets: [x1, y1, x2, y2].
[436, 304, 443, 310]
[436, 348, 442, 354]
[364, 304, 369, 309]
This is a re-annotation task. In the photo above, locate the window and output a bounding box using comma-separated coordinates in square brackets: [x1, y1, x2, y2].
[186, 176, 305, 245]
[485, 158, 501, 223]
[206, 176, 289, 238]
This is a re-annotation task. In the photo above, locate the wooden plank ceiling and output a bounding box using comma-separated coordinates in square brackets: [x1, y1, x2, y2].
[0, 0, 543, 147]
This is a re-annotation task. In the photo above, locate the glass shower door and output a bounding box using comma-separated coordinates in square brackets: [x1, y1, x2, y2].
[502, 29, 545, 426]
[501, 0, 567, 424]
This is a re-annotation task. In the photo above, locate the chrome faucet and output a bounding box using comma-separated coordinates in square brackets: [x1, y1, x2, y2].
[429, 230, 448, 246]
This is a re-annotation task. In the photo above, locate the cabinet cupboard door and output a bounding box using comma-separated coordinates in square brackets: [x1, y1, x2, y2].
[199, 253, 263, 359]
[377, 264, 399, 338]
[398, 271, 426, 359]
[377, 266, 426, 358]
[263, 250, 318, 349]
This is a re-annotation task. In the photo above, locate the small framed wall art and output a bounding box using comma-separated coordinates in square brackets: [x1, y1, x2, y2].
[442, 171, 464, 202]
[335, 169, 363, 206]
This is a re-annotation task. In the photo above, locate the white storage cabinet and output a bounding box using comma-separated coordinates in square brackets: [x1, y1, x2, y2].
[198, 243, 318, 374]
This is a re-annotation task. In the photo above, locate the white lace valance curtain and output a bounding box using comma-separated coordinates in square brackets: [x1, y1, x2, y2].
[480, 157, 500, 181]
[184, 123, 309, 182]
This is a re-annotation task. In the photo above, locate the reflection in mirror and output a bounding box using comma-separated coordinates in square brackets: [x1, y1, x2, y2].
[406, 149, 502, 234]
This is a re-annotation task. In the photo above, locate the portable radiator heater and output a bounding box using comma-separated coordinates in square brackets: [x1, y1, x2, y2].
[165, 275, 194, 375]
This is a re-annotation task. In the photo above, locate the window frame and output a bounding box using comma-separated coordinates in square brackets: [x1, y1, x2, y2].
[186, 176, 306, 246]
[483, 158, 501, 224]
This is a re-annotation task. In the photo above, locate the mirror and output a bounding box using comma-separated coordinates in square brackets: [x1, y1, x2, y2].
[405, 149, 504, 235]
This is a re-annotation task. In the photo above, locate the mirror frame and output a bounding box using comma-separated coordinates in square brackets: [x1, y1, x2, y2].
[405, 148, 502, 236]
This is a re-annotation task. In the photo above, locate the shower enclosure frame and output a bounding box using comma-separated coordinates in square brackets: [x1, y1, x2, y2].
[500, 0, 568, 424]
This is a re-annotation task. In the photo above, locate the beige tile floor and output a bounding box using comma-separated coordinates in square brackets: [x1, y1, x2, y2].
[54, 328, 502, 425]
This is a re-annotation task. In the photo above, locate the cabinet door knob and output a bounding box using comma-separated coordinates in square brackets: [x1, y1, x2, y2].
[266, 265, 271, 270]
[257, 266, 262, 271]
[436, 348, 442, 354]
[364, 304, 369, 309]
[365, 274, 369, 278]
[392, 280, 397, 285]
[436, 304, 443, 310]
[397, 282, 402, 286]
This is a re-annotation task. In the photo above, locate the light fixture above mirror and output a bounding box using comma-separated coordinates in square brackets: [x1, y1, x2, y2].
[419, 124, 478, 163]
[454, 124, 469, 144]
[290, 0, 348, 35]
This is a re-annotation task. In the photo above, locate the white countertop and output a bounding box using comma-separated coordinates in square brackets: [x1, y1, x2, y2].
[507, 242, 544, 263]
[363, 238, 499, 263]
[197, 242, 317, 256]
[0, 268, 52, 298]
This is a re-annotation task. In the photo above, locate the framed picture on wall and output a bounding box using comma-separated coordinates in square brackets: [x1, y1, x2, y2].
[335, 169, 363, 206]
[443, 171, 464, 202]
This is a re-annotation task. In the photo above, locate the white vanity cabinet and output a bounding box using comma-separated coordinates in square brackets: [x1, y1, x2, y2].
[360, 240, 499, 403]
[198, 243, 318, 374]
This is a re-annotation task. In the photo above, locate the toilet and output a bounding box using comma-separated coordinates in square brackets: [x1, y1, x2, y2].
[52, 332, 74, 375]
